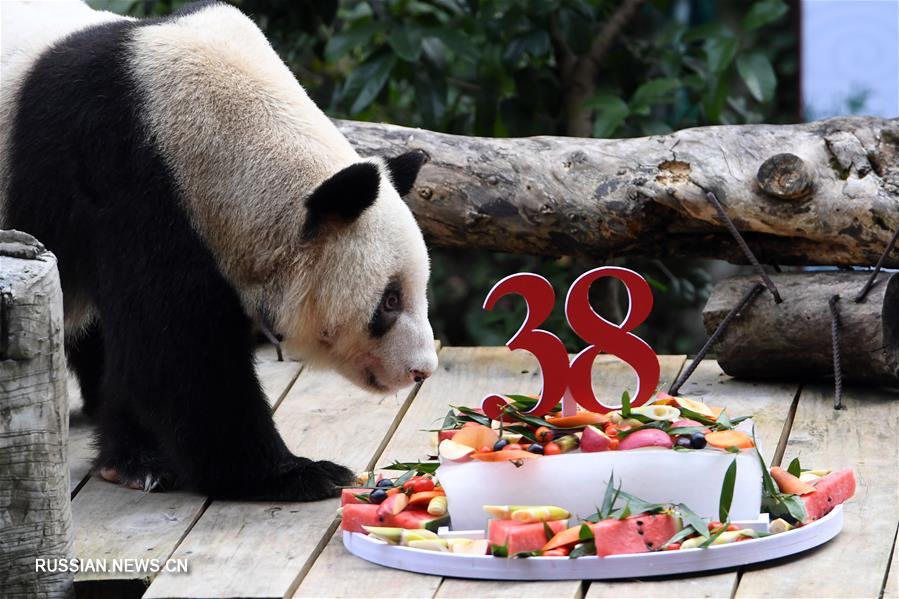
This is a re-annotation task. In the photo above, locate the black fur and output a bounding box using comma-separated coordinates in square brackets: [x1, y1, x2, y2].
[5, 16, 352, 499]
[301, 162, 380, 241]
[386, 150, 428, 196]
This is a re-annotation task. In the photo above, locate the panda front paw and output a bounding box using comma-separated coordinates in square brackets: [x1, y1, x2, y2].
[267, 457, 354, 501]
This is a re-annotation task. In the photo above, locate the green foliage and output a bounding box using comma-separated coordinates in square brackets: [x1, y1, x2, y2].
[98, 0, 796, 354]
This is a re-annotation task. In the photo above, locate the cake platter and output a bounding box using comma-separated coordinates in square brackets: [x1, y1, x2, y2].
[341, 505, 843, 580]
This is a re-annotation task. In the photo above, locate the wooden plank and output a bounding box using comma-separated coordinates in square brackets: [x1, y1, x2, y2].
[294, 348, 685, 599]
[145, 356, 431, 599]
[255, 343, 303, 408]
[884, 527, 898, 599]
[72, 348, 301, 588]
[734, 385, 899, 598]
[436, 579, 587, 599]
[586, 360, 799, 599]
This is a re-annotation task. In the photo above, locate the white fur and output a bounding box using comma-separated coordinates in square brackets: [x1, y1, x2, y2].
[1, 1, 438, 391]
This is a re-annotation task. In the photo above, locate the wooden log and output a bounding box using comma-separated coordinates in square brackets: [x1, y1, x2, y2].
[703, 271, 899, 385]
[0, 230, 73, 598]
[338, 116, 899, 266]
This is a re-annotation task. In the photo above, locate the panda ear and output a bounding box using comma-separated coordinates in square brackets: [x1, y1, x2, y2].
[302, 163, 380, 240]
[386, 150, 428, 196]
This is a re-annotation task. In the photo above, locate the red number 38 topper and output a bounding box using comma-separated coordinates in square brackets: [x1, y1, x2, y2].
[480, 267, 660, 420]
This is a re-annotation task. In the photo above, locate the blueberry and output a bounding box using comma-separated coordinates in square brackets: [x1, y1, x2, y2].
[376, 479, 394, 488]
[690, 432, 708, 449]
[369, 488, 388, 504]
[493, 439, 509, 451]
[527, 443, 545, 454]
[675, 436, 693, 449]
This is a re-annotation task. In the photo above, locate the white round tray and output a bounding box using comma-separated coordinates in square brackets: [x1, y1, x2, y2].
[342, 505, 843, 580]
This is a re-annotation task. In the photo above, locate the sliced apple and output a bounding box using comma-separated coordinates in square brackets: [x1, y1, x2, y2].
[449, 538, 489, 555]
[438, 439, 475, 462]
[452, 423, 499, 450]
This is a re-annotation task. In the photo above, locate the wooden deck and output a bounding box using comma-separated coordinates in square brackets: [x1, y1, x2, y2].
[68, 346, 898, 599]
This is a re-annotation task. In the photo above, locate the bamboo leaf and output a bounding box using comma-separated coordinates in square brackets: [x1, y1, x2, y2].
[543, 521, 555, 542]
[787, 457, 802, 478]
[676, 503, 710, 539]
[661, 525, 698, 548]
[579, 523, 594, 541]
[699, 526, 728, 548]
[719, 458, 738, 522]
[620, 390, 632, 417]
[384, 460, 440, 474]
[568, 541, 596, 559]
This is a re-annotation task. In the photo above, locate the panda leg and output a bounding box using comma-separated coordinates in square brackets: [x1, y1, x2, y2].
[92, 248, 353, 501]
[94, 398, 180, 492]
[65, 320, 105, 419]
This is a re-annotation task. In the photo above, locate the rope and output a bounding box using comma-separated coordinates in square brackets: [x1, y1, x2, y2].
[855, 223, 899, 302]
[706, 192, 783, 303]
[668, 282, 765, 396]
[828, 295, 843, 410]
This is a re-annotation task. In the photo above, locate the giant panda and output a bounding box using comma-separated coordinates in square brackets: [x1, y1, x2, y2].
[0, 0, 439, 500]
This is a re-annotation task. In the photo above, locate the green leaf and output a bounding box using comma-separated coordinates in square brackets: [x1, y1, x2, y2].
[704, 35, 738, 74]
[441, 408, 457, 430]
[667, 426, 708, 436]
[544, 521, 556, 542]
[394, 469, 416, 487]
[682, 22, 730, 43]
[452, 405, 491, 426]
[787, 457, 802, 478]
[719, 458, 738, 522]
[616, 421, 667, 439]
[736, 52, 776, 102]
[742, 0, 789, 31]
[587, 95, 629, 138]
[557, 6, 593, 54]
[578, 523, 594, 541]
[353, 492, 371, 503]
[620, 390, 632, 418]
[629, 77, 681, 115]
[383, 460, 440, 475]
[781, 494, 808, 523]
[324, 21, 384, 62]
[676, 503, 710, 539]
[389, 27, 423, 62]
[344, 53, 397, 114]
[699, 526, 728, 548]
[676, 407, 717, 426]
[617, 502, 632, 520]
[661, 525, 698, 548]
[568, 541, 596, 559]
[715, 409, 733, 430]
[491, 542, 509, 557]
[597, 472, 619, 520]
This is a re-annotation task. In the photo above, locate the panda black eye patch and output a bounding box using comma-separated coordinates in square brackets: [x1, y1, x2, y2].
[369, 280, 403, 337]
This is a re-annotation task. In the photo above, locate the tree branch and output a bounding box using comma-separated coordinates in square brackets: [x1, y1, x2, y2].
[338, 115, 899, 267]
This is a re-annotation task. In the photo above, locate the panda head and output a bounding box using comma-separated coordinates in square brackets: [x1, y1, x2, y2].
[277, 150, 438, 393]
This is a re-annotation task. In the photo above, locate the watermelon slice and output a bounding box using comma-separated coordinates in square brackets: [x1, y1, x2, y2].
[342, 504, 449, 533]
[488, 519, 568, 555]
[800, 468, 856, 523]
[593, 514, 679, 557]
[341, 488, 371, 506]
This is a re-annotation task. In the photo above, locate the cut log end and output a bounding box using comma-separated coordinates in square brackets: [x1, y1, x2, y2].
[756, 153, 814, 201]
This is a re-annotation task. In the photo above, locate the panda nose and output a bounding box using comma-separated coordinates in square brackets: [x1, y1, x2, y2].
[410, 369, 432, 384]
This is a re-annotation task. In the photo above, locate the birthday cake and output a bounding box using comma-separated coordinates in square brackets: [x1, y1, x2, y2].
[338, 268, 855, 566]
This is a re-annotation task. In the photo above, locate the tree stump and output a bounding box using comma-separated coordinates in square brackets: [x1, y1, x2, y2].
[0, 230, 73, 598]
[704, 271, 899, 385]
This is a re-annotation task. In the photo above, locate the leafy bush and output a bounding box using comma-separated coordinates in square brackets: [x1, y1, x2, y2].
[93, 0, 796, 353]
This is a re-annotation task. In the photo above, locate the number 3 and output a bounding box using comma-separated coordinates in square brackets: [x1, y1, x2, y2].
[480, 267, 660, 419]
